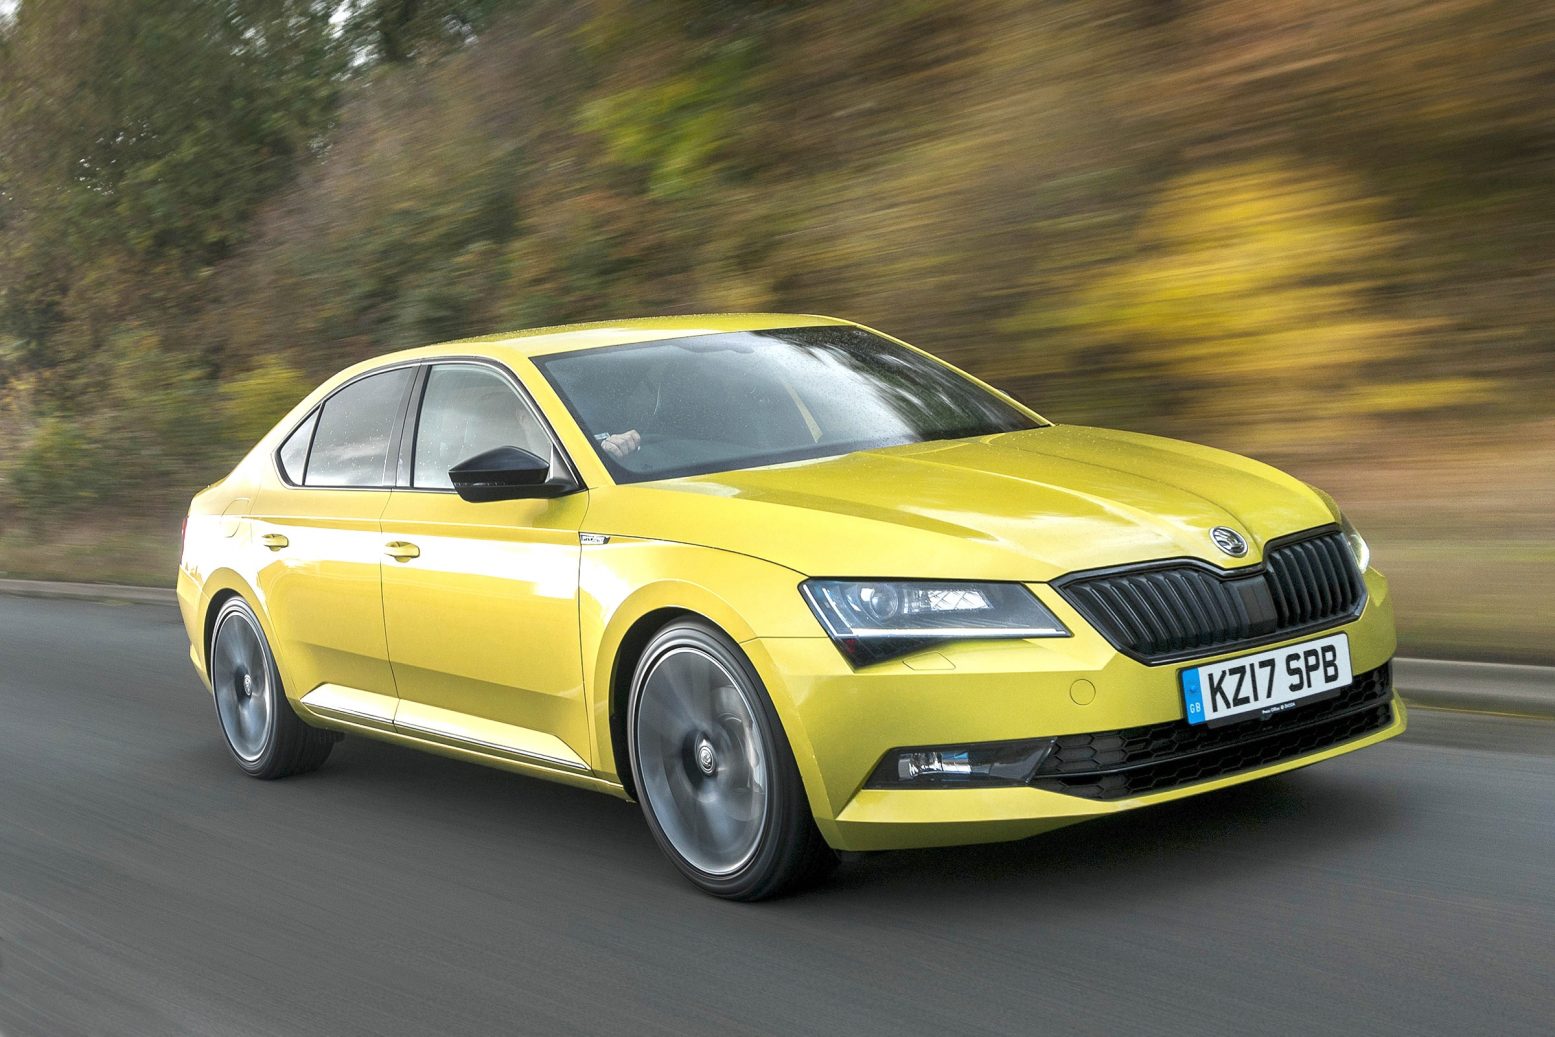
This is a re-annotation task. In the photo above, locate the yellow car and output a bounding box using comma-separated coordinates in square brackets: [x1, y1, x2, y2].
[179, 314, 1403, 899]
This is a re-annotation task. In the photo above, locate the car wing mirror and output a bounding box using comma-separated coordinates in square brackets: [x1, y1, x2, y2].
[447, 445, 579, 502]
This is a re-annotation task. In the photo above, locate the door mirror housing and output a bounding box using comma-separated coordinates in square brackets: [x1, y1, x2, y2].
[447, 445, 579, 502]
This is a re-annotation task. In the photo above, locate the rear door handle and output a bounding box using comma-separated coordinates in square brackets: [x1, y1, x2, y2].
[259, 533, 289, 550]
[384, 541, 420, 560]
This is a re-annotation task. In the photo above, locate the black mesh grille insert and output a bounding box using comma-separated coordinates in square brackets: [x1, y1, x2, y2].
[1056, 528, 1365, 663]
[1029, 663, 1393, 801]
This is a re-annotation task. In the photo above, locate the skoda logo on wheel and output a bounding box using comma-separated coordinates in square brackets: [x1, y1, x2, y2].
[1210, 526, 1248, 557]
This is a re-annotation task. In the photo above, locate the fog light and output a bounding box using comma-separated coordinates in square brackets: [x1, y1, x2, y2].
[869, 738, 1057, 788]
[899, 750, 972, 780]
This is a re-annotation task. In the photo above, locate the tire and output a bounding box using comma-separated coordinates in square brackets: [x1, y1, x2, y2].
[209, 597, 338, 779]
[627, 619, 836, 900]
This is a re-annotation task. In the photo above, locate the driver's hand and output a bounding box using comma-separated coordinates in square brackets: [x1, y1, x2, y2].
[602, 429, 642, 460]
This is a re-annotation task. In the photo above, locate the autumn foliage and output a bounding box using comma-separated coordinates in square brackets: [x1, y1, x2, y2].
[1, 2, 1552, 651]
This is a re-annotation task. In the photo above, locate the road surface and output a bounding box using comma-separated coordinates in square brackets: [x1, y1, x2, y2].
[1, 597, 1550, 1036]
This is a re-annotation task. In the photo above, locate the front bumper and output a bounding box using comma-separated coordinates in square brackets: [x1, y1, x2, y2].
[745, 568, 1401, 852]
[826, 699, 1404, 850]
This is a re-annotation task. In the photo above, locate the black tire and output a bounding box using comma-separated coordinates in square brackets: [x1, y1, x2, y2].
[209, 597, 339, 779]
[627, 619, 836, 900]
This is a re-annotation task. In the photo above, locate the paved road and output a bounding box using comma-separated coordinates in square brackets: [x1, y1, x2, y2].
[1, 597, 1551, 1037]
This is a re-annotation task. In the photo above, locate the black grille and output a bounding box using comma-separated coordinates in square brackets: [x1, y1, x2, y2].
[1029, 663, 1393, 801]
[1056, 528, 1365, 663]
[1266, 531, 1365, 628]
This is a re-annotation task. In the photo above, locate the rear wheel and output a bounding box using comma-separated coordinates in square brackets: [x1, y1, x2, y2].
[209, 597, 337, 779]
[627, 619, 835, 900]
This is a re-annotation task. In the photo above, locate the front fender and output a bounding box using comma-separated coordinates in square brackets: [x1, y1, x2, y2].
[579, 538, 824, 793]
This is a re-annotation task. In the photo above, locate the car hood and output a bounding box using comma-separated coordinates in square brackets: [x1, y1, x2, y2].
[585, 426, 1339, 582]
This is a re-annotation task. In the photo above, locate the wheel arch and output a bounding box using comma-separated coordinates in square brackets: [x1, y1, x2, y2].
[590, 595, 827, 822]
[203, 587, 243, 664]
[194, 568, 292, 693]
[605, 606, 697, 801]
[584, 564, 771, 785]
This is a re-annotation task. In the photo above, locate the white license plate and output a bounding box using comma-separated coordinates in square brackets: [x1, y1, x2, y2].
[1180, 633, 1352, 727]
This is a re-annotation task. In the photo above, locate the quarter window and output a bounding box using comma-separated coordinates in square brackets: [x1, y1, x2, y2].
[277, 409, 317, 484]
[412, 365, 551, 489]
[304, 367, 413, 487]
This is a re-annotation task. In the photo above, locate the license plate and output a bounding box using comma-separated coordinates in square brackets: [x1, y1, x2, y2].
[1180, 633, 1351, 727]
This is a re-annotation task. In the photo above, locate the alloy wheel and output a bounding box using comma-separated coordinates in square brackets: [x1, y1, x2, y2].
[211, 608, 275, 762]
[633, 645, 771, 876]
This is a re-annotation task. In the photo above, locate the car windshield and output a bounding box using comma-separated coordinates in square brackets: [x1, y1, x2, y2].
[533, 326, 1041, 483]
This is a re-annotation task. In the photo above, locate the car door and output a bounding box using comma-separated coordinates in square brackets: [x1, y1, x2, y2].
[379, 361, 592, 771]
[249, 364, 417, 729]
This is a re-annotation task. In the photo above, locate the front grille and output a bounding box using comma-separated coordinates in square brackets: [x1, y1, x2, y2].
[1265, 531, 1365, 628]
[1055, 527, 1365, 663]
[1029, 663, 1393, 801]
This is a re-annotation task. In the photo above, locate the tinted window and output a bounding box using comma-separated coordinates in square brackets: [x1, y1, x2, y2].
[412, 365, 551, 489]
[305, 368, 413, 487]
[534, 326, 1039, 483]
[277, 410, 317, 484]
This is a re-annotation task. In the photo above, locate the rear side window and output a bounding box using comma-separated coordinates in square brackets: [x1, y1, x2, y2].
[277, 410, 317, 484]
[304, 368, 413, 487]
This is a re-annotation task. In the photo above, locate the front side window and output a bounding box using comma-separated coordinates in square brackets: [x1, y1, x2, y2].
[304, 367, 414, 487]
[534, 326, 1040, 483]
[412, 364, 552, 489]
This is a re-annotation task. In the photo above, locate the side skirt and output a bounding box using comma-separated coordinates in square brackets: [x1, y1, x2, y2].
[295, 684, 630, 800]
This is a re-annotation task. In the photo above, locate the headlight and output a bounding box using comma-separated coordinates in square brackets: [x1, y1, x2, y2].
[1340, 512, 1370, 572]
[1307, 483, 1372, 574]
[799, 579, 1070, 665]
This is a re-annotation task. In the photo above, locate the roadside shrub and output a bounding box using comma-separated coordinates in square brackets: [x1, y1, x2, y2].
[219, 357, 314, 448]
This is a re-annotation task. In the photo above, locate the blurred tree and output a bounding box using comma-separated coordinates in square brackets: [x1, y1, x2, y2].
[2, 0, 1553, 536]
[218, 357, 314, 446]
[1006, 161, 1451, 437]
[336, 0, 518, 63]
[0, 0, 345, 370]
[7, 326, 222, 517]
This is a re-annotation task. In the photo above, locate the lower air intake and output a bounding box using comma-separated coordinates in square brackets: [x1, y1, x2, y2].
[1029, 663, 1393, 801]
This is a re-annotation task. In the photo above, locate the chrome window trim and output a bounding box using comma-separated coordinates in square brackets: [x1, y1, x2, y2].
[268, 355, 585, 494]
[270, 359, 423, 491]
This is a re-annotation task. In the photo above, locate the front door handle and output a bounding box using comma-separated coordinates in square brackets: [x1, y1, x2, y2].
[384, 541, 421, 561]
[259, 533, 289, 551]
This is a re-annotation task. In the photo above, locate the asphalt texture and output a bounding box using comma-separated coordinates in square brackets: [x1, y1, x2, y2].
[1, 596, 1551, 1037]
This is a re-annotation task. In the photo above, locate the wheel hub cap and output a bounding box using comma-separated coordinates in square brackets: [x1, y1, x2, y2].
[634, 646, 770, 876]
[212, 611, 275, 763]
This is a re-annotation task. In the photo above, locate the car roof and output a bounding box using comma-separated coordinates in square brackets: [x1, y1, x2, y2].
[366, 313, 854, 367]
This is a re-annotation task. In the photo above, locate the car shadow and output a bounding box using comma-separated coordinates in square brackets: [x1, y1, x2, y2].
[818, 766, 1412, 908]
[269, 729, 1412, 908]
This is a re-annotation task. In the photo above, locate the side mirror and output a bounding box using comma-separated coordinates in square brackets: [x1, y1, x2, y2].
[447, 445, 578, 502]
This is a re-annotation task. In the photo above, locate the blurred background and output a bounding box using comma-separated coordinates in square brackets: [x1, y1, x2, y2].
[0, 0, 1549, 662]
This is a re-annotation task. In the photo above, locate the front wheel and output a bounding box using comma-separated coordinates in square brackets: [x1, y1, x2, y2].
[209, 597, 338, 779]
[627, 619, 835, 900]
